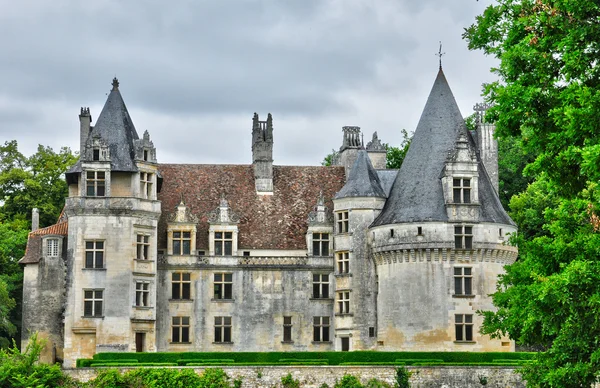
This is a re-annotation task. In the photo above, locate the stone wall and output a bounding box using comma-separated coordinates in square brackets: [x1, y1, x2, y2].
[65, 366, 525, 387]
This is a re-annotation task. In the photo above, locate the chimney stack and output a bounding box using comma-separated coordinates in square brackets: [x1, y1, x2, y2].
[79, 107, 92, 157]
[31, 208, 39, 231]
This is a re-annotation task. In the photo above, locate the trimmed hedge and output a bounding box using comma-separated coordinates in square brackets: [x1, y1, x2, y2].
[81, 351, 535, 367]
[90, 362, 178, 367]
[177, 359, 235, 366]
[340, 362, 405, 366]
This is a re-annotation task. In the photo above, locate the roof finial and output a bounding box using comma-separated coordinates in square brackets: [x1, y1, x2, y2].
[111, 77, 119, 91]
[435, 41, 445, 70]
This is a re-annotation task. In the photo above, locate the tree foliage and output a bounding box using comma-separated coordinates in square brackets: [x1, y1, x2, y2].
[465, 0, 600, 386]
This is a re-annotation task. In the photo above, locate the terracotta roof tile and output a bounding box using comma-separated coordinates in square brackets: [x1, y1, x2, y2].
[29, 220, 68, 236]
[157, 164, 346, 251]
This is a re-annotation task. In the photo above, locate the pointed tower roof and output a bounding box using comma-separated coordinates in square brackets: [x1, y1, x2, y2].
[335, 149, 386, 199]
[88, 78, 139, 172]
[372, 68, 513, 226]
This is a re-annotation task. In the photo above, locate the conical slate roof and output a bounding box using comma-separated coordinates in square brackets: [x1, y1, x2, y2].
[335, 149, 386, 199]
[372, 68, 513, 226]
[89, 78, 139, 172]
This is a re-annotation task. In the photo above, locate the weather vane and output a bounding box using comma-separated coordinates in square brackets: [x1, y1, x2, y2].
[435, 41, 445, 69]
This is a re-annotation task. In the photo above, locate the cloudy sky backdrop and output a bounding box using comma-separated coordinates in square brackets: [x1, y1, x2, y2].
[1, 0, 497, 165]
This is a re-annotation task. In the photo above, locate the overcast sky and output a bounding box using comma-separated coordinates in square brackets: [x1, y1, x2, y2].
[1, 0, 498, 166]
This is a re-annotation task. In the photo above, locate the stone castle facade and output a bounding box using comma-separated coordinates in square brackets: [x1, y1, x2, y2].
[20, 69, 517, 367]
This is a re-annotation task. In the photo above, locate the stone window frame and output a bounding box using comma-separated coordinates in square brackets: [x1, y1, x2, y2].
[312, 232, 330, 257]
[171, 316, 190, 343]
[452, 178, 472, 204]
[453, 267, 473, 297]
[455, 314, 474, 342]
[140, 171, 154, 200]
[84, 240, 105, 269]
[282, 316, 293, 343]
[85, 170, 107, 197]
[313, 316, 330, 342]
[214, 231, 233, 256]
[83, 289, 103, 318]
[336, 211, 349, 234]
[312, 273, 330, 299]
[213, 273, 233, 300]
[454, 225, 473, 249]
[214, 316, 232, 343]
[171, 272, 191, 300]
[336, 251, 350, 274]
[136, 234, 151, 260]
[135, 281, 150, 307]
[337, 290, 351, 314]
[172, 231, 192, 255]
[44, 237, 60, 258]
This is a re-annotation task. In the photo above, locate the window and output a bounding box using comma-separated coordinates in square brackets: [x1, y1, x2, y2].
[337, 251, 349, 274]
[140, 172, 153, 199]
[143, 149, 149, 161]
[337, 211, 349, 233]
[453, 178, 471, 204]
[454, 226, 473, 249]
[369, 327, 376, 337]
[313, 316, 330, 342]
[86, 171, 106, 197]
[454, 267, 473, 296]
[172, 272, 191, 300]
[173, 231, 191, 255]
[83, 290, 103, 317]
[215, 232, 233, 256]
[283, 316, 293, 342]
[84, 241, 104, 269]
[312, 274, 329, 298]
[312, 233, 329, 256]
[455, 314, 474, 342]
[214, 316, 232, 343]
[214, 273, 233, 300]
[172, 316, 190, 343]
[136, 234, 150, 260]
[135, 282, 150, 307]
[417, 226, 423, 235]
[390, 229, 394, 238]
[92, 148, 100, 161]
[337, 291, 350, 314]
[47, 238, 59, 257]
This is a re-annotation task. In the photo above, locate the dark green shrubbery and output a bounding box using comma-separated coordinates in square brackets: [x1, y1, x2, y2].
[87, 367, 237, 387]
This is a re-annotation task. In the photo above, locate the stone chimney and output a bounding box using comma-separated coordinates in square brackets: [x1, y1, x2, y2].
[251, 113, 274, 194]
[31, 208, 39, 231]
[337, 126, 362, 178]
[79, 107, 92, 157]
[365, 131, 387, 169]
[474, 103, 498, 193]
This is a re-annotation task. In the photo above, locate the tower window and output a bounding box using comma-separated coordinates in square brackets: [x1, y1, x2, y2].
[283, 316, 293, 342]
[135, 282, 150, 307]
[83, 289, 103, 317]
[136, 234, 150, 260]
[92, 148, 100, 161]
[86, 171, 106, 197]
[417, 226, 423, 235]
[454, 267, 473, 296]
[455, 314, 474, 342]
[140, 172, 153, 199]
[337, 291, 350, 314]
[336, 251, 349, 274]
[390, 229, 394, 238]
[454, 226, 473, 249]
[337, 211, 349, 233]
[312, 233, 330, 256]
[453, 178, 471, 204]
[84, 240, 104, 269]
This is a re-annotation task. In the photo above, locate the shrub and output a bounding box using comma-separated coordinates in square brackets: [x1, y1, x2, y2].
[395, 366, 411, 388]
[365, 378, 392, 388]
[281, 372, 301, 388]
[334, 374, 363, 388]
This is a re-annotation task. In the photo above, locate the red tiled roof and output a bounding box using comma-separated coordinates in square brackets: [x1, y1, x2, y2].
[19, 220, 69, 265]
[29, 220, 68, 236]
[157, 164, 346, 251]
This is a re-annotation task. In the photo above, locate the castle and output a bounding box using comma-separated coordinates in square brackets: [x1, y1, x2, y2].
[20, 68, 517, 368]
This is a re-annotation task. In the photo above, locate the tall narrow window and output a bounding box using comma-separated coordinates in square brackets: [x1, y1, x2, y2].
[143, 149, 149, 161]
[86, 171, 106, 197]
[337, 211, 349, 233]
[312, 274, 329, 299]
[135, 282, 149, 307]
[283, 316, 293, 342]
[313, 316, 330, 342]
[453, 178, 471, 204]
[336, 251, 349, 274]
[312, 233, 329, 256]
[454, 226, 473, 249]
[454, 267, 473, 296]
[213, 273, 233, 300]
[92, 148, 100, 161]
[171, 272, 191, 300]
[47, 238, 59, 257]
[455, 314, 474, 342]
[83, 290, 103, 317]
[215, 232, 233, 256]
[84, 241, 104, 269]
[214, 316, 232, 343]
[140, 172, 153, 199]
[337, 291, 350, 314]
[136, 234, 150, 260]
[172, 316, 190, 343]
[173, 231, 191, 255]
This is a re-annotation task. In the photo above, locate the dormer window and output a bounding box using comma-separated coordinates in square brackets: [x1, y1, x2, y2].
[215, 232, 233, 256]
[173, 231, 191, 255]
[453, 178, 471, 204]
[92, 149, 100, 161]
[86, 171, 106, 197]
[46, 238, 59, 257]
[312, 233, 330, 256]
[143, 149, 149, 161]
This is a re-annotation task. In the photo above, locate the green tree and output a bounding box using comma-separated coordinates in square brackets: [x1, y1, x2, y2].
[0, 279, 16, 348]
[465, 1, 600, 386]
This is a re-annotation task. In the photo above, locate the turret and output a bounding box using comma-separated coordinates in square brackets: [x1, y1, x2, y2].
[252, 113, 274, 194]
